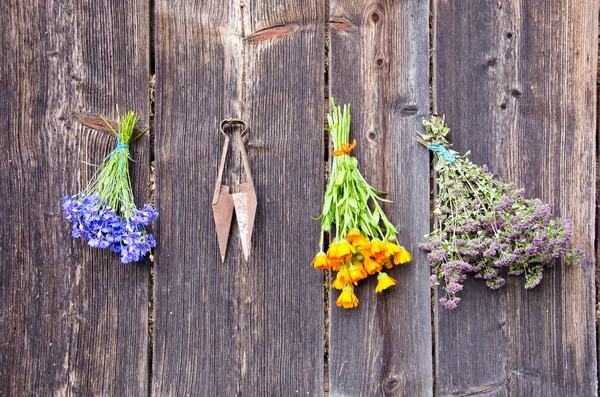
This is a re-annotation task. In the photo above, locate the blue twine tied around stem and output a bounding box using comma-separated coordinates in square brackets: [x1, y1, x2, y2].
[426, 144, 456, 163]
[110, 139, 130, 174]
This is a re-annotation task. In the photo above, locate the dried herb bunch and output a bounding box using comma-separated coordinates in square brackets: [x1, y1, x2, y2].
[418, 116, 583, 309]
[312, 99, 412, 309]
[63, 110, 157, 263]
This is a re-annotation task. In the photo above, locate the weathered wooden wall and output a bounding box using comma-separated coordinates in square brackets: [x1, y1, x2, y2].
[0, 0, 150, 395]
[433, 0, 598, 395]
[0, 0, 597, 396]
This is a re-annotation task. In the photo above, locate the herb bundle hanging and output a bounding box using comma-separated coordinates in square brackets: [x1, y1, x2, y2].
[418, 115, 583, 309]
[63, 110, 158, 263]
[312, 100, 412, 309]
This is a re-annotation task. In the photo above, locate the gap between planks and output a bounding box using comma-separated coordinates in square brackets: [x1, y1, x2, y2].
[323, 0, 331, 395]
[147, 0, 156, 394]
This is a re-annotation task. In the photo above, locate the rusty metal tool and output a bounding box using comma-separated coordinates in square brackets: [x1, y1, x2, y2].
[212, 119, 257, 263]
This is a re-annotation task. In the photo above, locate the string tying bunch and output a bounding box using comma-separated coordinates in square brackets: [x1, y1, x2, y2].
[111, 138, 130, 174]
[426, 143, 456, 163]
[333, 139, 357, 156]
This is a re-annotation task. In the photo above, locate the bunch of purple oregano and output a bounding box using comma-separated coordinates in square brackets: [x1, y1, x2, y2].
[418, 115, 583, 309]
[63, 110, 157, 263]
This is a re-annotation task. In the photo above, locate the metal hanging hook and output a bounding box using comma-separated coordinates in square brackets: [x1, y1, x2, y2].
[220, 118, 248, 137]
[218, 118, 253, 187]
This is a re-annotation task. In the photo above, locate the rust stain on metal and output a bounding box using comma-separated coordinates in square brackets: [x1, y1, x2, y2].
[212, 185, 234, 263]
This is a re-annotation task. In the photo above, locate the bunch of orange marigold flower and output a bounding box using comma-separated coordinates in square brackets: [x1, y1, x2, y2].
[312, 100, 412, 309]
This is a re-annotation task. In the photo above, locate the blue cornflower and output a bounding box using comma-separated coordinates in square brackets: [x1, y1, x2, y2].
[63, 194, 158, 263]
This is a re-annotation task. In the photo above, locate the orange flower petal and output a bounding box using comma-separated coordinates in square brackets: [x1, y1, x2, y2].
[375, 272, 397, 293]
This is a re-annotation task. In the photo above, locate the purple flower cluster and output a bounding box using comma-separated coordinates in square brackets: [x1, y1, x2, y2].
[63, 194, 158, 263]
[419, 115, 584, 310]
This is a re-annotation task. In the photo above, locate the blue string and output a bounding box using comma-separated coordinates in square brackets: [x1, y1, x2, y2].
[110, 139, 130, 174]
[426, 144, 456, 163]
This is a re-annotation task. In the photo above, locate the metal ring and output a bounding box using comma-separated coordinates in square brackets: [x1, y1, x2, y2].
[220, 118, 248, 137]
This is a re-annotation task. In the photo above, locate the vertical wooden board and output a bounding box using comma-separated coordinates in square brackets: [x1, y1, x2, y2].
[0, 0, 150, 396]
[153, 1, 324, 395]
[433, 0, 597, 395]
[328, 1, 432, 395]
[244, 1, 325, 395]
[152, 3, 241, 395]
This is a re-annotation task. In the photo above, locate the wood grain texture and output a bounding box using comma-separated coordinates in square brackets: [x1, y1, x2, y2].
[328, 1, 433, 395]
[152, 0, 325, 395]
[0, 0, 150, 396]
[433, 0, 598, 395]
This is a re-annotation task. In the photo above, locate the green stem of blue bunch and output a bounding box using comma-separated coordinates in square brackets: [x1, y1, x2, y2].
[79, 110, 147, 219]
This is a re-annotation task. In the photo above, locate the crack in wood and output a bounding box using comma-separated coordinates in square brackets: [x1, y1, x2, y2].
[329, 16, 354, 31]
[75, 112, 148, 135]
[246, 24, 299, 43]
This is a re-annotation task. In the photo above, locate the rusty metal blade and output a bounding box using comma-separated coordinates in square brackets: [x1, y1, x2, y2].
[212, 185, 234, 263]
[232, 183, 257, 261]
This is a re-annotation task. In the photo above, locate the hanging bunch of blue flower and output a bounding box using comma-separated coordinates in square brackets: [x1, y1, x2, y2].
[63, 110, 158, 263]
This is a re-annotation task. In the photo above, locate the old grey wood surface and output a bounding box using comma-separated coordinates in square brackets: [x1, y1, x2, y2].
[433, 0, 598, 395]
[152, 0, 325, 395]
[328, 0, 433, 395]
[1, 1, 598, 395]
[0, 0, 150, 395]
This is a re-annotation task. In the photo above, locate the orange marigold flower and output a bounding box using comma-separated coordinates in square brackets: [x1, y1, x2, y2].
[337, 286, 359, 309]
[393, 246, 412, 265]
[311, 251, 331, 270]
[331, 270, 349, 290]
[348, 264, 367, 282]
[327, 239, 356, 260]
[370, 239, 390, 262]
[329, 258, 344, 272]
[345, 229, 370, 247]
[331, 272, 348, 289]
[386, 241, 412, 264]
[375, 272, 397, 293]
[386, 241, 402, 256]
[363, 255, 382, 275]
[360, 246, 373, 258]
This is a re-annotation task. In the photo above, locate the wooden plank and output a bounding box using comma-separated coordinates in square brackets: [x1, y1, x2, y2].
[244, 1, 325, 395]
[433, 0, 598, 395]
[152, 1, 325, 395]
[328, 1, 433, 395]
[0, 0, 150, 395]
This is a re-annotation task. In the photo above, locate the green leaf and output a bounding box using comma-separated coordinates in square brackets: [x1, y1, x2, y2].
[372, 210, 380, 224]
[435, 158, 445, 171]
[358, 211, 369, 224]
[348, 196, 358, 209]
[322, 194, 333, 215]
[334, 169, 345, 186]
[359, 219, 371, 235]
